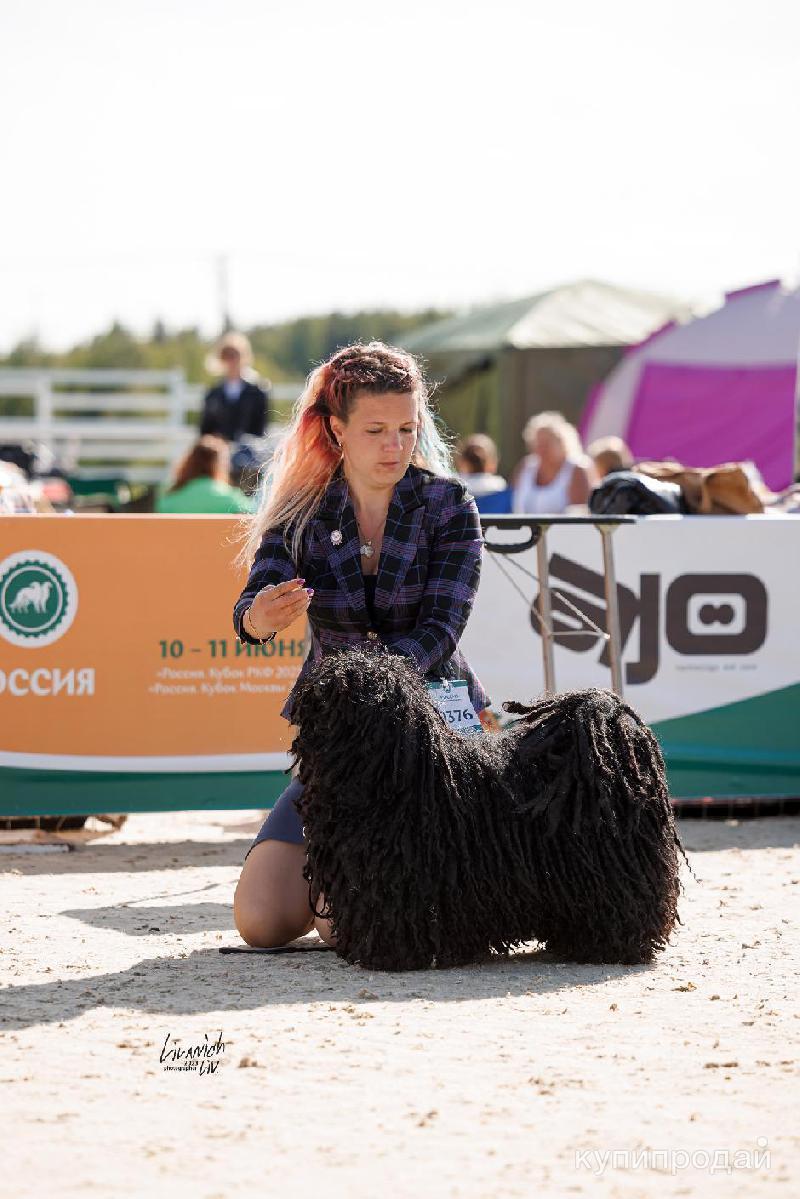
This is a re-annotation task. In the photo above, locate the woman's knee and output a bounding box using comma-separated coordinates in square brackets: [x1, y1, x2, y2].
[234, 839, 314, 948]
[235, 901, 314, 948]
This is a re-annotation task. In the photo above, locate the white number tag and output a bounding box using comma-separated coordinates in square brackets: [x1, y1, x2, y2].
[426, 679, 483, 736]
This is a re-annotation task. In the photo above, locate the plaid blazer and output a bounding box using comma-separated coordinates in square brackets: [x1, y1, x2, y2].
[232, 463, 489, 722]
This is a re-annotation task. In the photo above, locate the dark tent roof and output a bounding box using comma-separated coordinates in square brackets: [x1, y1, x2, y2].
[403, 279, 690, 357]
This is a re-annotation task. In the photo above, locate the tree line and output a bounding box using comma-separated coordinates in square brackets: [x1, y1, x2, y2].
[1, 308, 450, 384]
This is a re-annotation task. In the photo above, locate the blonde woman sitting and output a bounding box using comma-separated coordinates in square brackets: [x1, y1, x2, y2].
[511, 412, 597, 514]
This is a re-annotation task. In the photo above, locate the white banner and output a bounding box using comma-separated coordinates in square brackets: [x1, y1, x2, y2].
[463, 514, 799, 725]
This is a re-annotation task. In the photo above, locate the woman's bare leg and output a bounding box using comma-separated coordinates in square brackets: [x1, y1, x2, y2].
[234, 839, 338, 949]
[313, 900, 338, 947]
[234, 840, 314, 947]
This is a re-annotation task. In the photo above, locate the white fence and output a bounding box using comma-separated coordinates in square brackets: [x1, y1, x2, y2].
[0, 369, 300, 485]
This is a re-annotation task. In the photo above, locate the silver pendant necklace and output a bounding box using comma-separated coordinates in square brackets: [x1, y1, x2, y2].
[356, 513, 386, 559]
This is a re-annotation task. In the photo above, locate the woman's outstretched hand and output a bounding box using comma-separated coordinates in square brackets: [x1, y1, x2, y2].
[247, 578, 313, 637]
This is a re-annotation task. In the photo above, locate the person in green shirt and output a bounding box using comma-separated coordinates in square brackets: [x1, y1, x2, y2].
[156, 435, 256, 514]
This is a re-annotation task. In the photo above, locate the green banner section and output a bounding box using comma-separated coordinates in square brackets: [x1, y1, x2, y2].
[0, 767, 289, 817]
[653, 682, 800, 799]
[2, 682, 799, 815]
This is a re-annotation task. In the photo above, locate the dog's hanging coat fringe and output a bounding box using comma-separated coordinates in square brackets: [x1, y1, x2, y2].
[291, 650, 685, 971]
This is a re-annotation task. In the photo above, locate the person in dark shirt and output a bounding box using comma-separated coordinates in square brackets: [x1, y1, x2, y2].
[200, 331, 270, 443]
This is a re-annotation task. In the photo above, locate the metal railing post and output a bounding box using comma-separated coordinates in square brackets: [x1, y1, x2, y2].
[599, 524, 625, 697]
[535, 523, 556, 693]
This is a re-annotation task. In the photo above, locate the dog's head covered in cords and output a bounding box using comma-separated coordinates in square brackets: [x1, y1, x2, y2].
[290, 649, 685, 972]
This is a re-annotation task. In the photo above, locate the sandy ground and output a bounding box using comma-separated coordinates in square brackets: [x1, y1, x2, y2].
[1, 808, 797, 1199]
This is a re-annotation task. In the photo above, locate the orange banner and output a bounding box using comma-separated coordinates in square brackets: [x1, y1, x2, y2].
[0, 515, 305, 771]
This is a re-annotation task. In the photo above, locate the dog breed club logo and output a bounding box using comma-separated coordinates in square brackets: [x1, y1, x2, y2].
[0, 551, 78, 648]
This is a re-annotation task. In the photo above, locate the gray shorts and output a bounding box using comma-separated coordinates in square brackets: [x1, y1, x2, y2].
[244, 776, 305, 859]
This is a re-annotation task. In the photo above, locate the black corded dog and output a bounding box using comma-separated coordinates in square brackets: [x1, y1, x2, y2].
[290, 649, 685, 971]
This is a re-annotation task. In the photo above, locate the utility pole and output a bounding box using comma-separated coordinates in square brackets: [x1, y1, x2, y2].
[216, 253, 232, 334]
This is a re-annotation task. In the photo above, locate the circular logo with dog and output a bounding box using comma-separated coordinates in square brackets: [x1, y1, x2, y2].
[0, 550, 78, 647]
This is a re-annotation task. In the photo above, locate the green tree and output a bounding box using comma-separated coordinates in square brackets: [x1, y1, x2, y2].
[3, 337, 53, 367]
[0, 308, 452, 385]
[65, 321, 147, 370]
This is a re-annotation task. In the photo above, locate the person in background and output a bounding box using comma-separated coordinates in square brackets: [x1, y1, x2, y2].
[200, 331, 270, 443]
[229, 441, 262, 499]
[511, 411, 596, 514]
[587, 435, 634, 479]
[156, 435, 255, 514]
[0, 459, 39, 512]
[454, 433, 508, 498]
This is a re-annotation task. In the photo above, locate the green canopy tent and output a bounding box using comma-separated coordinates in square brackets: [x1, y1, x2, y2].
[402, 279, 689, 476]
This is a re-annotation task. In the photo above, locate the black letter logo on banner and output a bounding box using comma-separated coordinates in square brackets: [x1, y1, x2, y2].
[530, 559, 768, 685]
[665, 573, 768, 655]
[530, 554, 660, 686]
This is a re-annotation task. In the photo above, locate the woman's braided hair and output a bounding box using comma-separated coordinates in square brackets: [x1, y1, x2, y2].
[232, 341, 452, 572]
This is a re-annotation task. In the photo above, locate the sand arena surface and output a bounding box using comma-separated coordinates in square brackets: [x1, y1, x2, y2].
[1, 809, 797, 1198]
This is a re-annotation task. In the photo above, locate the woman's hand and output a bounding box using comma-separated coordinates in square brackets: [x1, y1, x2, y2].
[478, 707, 500, 733]
[247, 578, 313, 637]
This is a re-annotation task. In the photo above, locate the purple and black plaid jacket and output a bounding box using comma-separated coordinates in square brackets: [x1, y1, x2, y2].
[232, 463, 489, 722]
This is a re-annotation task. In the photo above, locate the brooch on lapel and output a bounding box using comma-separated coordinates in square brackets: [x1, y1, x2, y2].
[330, 529, 343, 546]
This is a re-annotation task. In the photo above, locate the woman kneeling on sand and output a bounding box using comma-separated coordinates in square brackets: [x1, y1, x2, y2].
[231, 341, 490, 949]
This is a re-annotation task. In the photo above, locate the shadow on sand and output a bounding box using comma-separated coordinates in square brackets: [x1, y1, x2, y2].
[0, 939, 653, 1032]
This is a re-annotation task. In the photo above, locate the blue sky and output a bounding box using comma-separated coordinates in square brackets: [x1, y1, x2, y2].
[1, 0, 798, 348]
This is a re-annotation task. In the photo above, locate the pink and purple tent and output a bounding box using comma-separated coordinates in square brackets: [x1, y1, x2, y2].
[581, 280, 800, 491]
